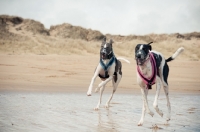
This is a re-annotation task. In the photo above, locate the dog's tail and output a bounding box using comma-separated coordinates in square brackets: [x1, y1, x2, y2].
[166, 47, 184, 62]
[117, 57, 130, 64]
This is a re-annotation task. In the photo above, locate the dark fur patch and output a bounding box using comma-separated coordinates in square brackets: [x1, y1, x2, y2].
[99, 73, 109, 79]
[159, 55, 162, 62]
[152, 53, 162, 77]
[163, 62, 169, 85]
[166, 57, 173, 62]
[113, 59, 122, 82]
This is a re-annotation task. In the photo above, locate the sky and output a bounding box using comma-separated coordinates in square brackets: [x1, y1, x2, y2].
[0, 0, 200, 35]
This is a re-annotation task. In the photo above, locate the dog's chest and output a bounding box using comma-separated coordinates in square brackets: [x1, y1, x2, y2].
[139, 63, 153, 79]
[99, 69, 106, 76]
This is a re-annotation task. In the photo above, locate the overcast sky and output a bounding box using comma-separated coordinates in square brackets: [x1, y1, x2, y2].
[0, 0, 200, 35]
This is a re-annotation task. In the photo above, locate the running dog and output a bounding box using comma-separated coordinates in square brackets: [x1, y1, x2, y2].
[135, 42, 184, 126]
[87, 37, 130, 110]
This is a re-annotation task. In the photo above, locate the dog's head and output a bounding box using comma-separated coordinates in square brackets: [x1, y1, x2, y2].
[135, 42, 153, 65]
[100, 37, 114, 60]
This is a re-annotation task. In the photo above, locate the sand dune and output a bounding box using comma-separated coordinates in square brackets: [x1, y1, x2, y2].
[0, 15, 200, 61]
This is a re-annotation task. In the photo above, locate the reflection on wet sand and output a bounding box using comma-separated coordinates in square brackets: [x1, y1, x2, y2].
[97, 109, 119, 131]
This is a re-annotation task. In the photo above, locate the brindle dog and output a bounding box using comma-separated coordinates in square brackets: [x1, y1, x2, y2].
[87, 37, 130, 110]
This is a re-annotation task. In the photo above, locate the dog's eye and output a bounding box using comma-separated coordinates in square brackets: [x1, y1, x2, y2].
[107, 47, 111, 52]
[143, 48, 148, 52]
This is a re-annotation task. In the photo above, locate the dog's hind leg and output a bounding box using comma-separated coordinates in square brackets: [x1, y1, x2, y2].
[153, 77, 163, 117]
[163, 85, 171, 121]
[162, 62, 171, 121]
[105, 74, 121, 108]
[94, 85, 106, 110]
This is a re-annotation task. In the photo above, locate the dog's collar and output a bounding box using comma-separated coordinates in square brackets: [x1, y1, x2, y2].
[137, 52, 157, 89]
[100, 55, 116, 72]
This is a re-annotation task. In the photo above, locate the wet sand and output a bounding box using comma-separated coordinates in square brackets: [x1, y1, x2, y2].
[0, 92, 200, 132]
[0, 55, 200, 131]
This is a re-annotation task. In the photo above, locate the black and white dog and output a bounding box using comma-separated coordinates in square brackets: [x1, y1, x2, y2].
[87, 38, 130, 110]
[135, 42, 184, 126]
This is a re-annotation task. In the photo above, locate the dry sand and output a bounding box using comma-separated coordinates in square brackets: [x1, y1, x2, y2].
[0, 54, 200, 131]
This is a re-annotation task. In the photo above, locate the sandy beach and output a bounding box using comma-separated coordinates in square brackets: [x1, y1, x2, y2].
[0, 54, 200, 132]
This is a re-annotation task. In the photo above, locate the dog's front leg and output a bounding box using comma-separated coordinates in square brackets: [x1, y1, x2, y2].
[87, 65, 101, 96]
[97, 75, 113, 89]
[97, 76, 113, 108]
[97, 66, 115, 89]
[94, 85, 106, 110]
[138, 99, 146, 126]
[141, 87, 154, 117]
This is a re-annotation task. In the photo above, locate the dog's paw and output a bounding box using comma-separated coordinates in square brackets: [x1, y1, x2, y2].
[105, 103, 109, 109]
[154, 106, 163, 117]
[87, 91, 92, 96]
[166, 115, 171, 121]
[148, 111, 154, 117]
[166, 112, 171, 121]
[166, 118, 170, 121]
[94, 107, 99, 111]
[158, 110, 163, 117]
[137, 121, 143, 126]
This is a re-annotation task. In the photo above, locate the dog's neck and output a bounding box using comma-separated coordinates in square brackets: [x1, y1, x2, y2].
[138, 55, 150, 68]
[138, 56, 152, 77]
[102, 58, 111, 65]
[139, 60, 150, 70]
[100, 56, 116, 72]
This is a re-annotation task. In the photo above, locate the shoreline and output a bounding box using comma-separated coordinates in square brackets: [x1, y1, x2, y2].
[0, 54, 200, 94]
[0, 84, 199, 95]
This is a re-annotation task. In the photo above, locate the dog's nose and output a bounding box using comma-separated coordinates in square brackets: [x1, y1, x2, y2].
[136, 50, 146, 59]
[101, 49, 107, 54]
[136, 52, 142, 59]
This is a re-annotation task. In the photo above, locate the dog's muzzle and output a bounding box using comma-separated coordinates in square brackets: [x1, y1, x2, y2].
[135, 50, 148, 65]
[100, 48, 112, 60]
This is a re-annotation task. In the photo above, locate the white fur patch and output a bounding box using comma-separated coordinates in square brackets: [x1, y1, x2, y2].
[104, 43, 107, 48]
[139, 45, 143, 50]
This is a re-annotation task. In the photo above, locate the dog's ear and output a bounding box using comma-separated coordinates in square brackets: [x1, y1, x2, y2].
[101, 37, 107, 47]
[109, 39, 113, 44]
[102, 37, 106, 43]
[147, 42, 153, 51]
[148, 42, 153, 45]
[148, 45, 152, 51]
[109, 39, 113, 47]
[135, 44, 140, 52]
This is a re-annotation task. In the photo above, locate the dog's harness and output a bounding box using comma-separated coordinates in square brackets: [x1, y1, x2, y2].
[99, 56, 116, 79]
[137, 52, 157, 89]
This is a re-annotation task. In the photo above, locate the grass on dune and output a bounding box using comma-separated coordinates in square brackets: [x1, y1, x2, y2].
[0, 32, 199, 61]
